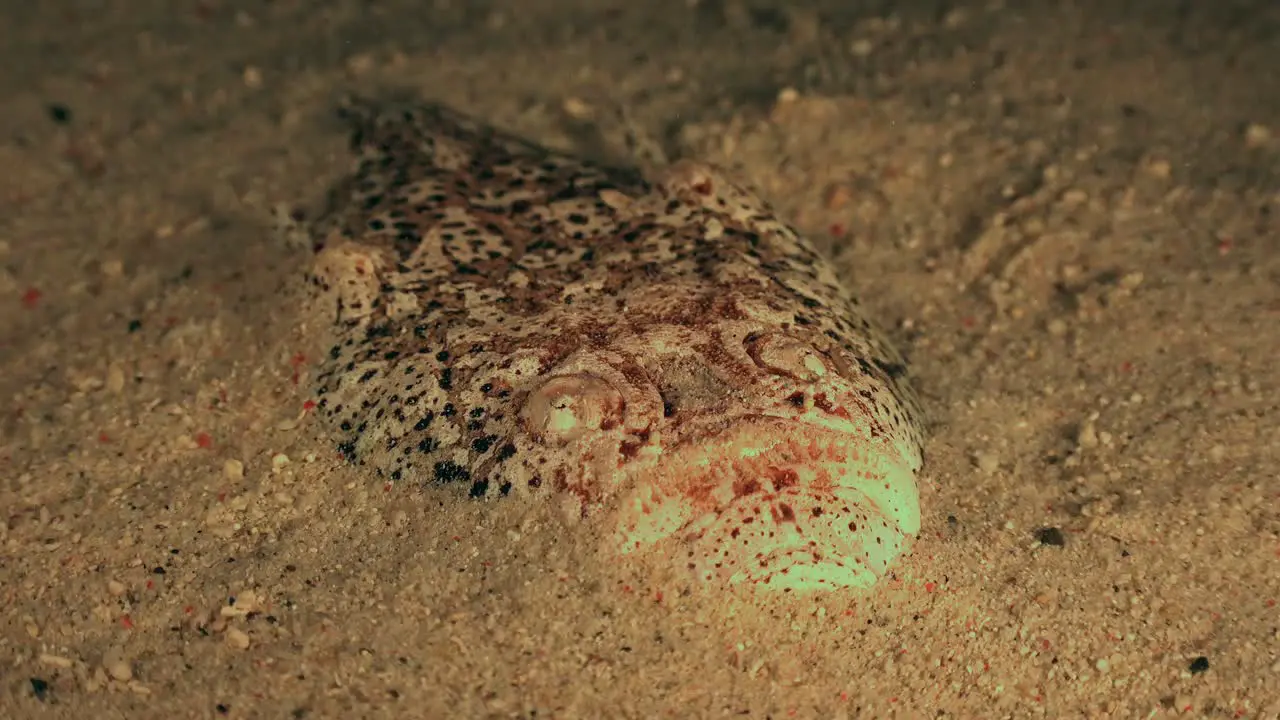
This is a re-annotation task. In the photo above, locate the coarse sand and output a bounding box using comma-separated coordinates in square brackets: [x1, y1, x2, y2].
[1, 1, 1277, 717]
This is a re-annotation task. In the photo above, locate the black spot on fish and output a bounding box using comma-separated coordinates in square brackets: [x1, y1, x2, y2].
[433, 460, 470, 484]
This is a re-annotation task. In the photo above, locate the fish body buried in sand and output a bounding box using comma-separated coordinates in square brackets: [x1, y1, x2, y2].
[305, 98, 926, 592]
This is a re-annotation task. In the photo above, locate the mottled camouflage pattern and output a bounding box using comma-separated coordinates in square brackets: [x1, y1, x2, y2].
[306, 98, 925, 590]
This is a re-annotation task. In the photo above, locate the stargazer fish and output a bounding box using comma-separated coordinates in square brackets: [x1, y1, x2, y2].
[304, 98, 926, 591]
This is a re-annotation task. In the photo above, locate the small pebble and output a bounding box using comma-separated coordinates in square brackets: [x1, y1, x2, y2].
[232, 590, 260, 614]
[561, 96, 592, 120]
[38, 654, 73, 669]
[107, 662, 132, 682]
[345, 52, 377, 76]
[100, 259, 125, 278]
[127, 681, 151, 696]
[943, 8, 968, 28]
[1144, 158, 1171, 178]
[973, 451, 1000, 475]
[225, 627, 251, 650]
[242, 65, 263, 89]
[849, 38, 874, 57]
[105, 364, 126, 394]
[1060, 188, 1089, 206]
[1077, 419, 1099, 449]
[107, 579, 126, 596]
[223, 458, 245, 480]
[1244, 123, 1271, 148]
[103, 650, 132, 682]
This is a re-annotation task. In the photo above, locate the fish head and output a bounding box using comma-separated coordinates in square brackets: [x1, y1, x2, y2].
[486, 287, 924, 591]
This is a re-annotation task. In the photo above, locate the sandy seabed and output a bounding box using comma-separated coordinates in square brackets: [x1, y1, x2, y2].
[1, 1, 1277, 718]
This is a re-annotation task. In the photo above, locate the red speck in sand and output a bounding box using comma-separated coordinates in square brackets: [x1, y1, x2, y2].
[21, 288, 41, 308]
[195, 432, 214, 449]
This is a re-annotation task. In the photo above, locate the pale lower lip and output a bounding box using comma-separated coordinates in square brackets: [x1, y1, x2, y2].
[608, 413, 921, 591]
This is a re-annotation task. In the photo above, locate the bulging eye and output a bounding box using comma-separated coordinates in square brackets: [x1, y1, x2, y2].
[520, 374, 625, 443]
[744, 333, 828, 383]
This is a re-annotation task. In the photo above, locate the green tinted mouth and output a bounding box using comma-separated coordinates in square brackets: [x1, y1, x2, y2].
[609, 416, 920, 591]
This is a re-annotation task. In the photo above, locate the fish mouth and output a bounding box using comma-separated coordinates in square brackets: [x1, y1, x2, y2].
[610, 414, 921, 591]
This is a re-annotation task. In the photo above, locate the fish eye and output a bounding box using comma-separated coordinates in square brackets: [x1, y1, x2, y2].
[520, 373, 625, 443]
[743, 333, 828, 383]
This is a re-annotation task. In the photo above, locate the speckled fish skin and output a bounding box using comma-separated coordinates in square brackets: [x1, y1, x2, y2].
[306, 98, 926, 591]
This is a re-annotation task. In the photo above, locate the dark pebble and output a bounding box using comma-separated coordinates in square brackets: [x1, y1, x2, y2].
[47, 104, 72, 124]
[1034, 527, 1066, 547]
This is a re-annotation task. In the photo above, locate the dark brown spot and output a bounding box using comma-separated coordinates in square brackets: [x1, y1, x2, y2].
[433, 460, 470, 484]
[766, 467, 799, 490]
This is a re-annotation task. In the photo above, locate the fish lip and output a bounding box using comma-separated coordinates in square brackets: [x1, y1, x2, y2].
[610, 409, 921, 562]
[659, 410, 882, 456]
[653, 413, 889, 491]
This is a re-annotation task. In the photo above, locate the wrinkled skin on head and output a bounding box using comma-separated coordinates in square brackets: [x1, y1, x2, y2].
[508, 293, 923, 591]
[307, 100, 925, 591]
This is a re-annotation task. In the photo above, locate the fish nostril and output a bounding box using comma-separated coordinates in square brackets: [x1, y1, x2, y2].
[661, 392, 677, 417]
[520, 373, 624, 443]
